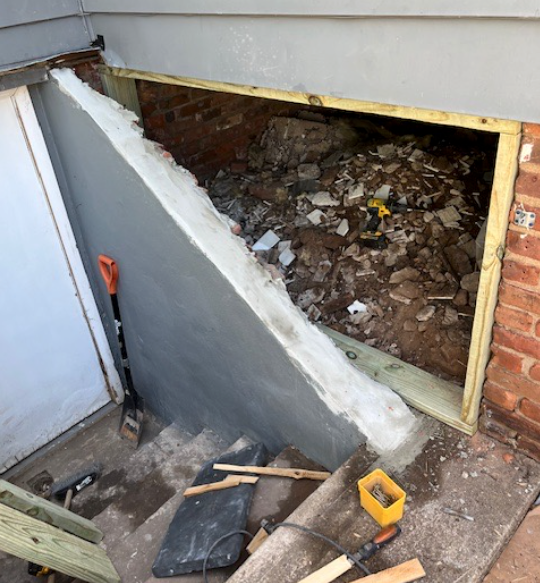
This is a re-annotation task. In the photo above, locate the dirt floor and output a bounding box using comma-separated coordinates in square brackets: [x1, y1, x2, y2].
[207, 112, 498, 384]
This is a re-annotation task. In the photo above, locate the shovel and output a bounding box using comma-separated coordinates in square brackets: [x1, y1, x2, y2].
[98, 254, 144, 446]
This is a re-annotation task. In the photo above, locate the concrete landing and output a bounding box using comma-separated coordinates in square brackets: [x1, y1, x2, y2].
[229, 419, 540, 583]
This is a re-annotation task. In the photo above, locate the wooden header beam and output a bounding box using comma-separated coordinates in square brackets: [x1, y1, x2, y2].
[99, 65, 521, 136]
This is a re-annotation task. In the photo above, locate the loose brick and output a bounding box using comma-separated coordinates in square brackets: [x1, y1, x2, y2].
[520, 398, 540, 424]
[506, 230, 540, 261]
[485, 358, 540, 401]
[502, 258, 540, 286]
[494, 304, 533, 333]
[484, 402, 540, 442]
[489, 344, 523, 374]
[498, 282, 540, 315]
[514, 165, 540, 200]
[531, 363, 540, 382]
[479, 413, 517, 445]
[483, 381, 518, 411]
[516, 434, 540, 462]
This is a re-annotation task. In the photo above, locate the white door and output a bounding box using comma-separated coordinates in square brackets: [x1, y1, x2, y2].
[0, 86, 122, 472]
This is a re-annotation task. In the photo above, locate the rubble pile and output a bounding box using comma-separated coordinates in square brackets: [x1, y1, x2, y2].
[207, 113, 496, 383]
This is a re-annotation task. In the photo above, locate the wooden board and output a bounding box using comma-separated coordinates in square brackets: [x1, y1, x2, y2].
[461, 131, 521, 426]
[349, 558, 425, 583]
[0, 503, 120, 583]
[183, 475, 259, 497]
[100, 72, 144, 128]
[297, 554, 351, 583]
[98, 66, 520, 135]
[321, 326, 476, 435]
[0, 480, 103, 543]
[213, 464, 331, 481]
[246, 526, 270, 555]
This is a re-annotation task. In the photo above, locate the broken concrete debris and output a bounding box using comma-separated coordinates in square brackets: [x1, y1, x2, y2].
[208, 113, 493, 383]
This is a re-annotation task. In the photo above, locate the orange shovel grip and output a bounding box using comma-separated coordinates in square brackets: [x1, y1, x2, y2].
[98, 254, 119, 295]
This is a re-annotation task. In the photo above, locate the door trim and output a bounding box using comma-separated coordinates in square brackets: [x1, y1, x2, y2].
[9, 85, 123, 403]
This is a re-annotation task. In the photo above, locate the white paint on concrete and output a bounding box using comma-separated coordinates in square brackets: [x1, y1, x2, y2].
[51, 68, 417, 453]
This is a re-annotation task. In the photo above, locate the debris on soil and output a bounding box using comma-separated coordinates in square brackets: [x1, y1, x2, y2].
[207, 113, 496, 383]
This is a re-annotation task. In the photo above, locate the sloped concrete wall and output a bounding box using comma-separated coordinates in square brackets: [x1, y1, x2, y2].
[31, 71, 416, 468]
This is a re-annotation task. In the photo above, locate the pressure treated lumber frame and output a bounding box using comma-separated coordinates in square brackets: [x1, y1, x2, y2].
[99, 66, 521, 434]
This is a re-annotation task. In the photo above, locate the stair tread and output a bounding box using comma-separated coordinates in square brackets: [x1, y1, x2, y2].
[96, 429, 228, 551]
[106, 435, 252, 583]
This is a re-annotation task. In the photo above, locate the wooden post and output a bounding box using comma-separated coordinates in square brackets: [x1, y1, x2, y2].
[461, 130, 521, 426]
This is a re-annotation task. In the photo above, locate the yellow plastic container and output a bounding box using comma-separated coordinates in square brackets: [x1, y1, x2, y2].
[357, 468, 406, 527]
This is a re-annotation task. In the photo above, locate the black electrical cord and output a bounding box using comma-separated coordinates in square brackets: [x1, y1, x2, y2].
[203, 530, 254, 583]
[202, 521, 371, 583]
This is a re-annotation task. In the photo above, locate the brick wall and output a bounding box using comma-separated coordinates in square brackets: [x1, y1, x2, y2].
[136, 81, 307, 182]
[480, 123, 540, 461]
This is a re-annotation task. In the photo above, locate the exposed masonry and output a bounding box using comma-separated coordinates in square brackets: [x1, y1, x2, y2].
[53, 68, 417, 454]
[136, 80, 311, 182]
[481, 123, 540, 461]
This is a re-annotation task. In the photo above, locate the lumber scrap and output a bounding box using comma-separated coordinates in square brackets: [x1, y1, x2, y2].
[349, 558, 425, 583]
[0, 479, 103, 543]
[213, 464, 331, 481]
[183, 475, 258, 497]
[0, 503, 120, 583]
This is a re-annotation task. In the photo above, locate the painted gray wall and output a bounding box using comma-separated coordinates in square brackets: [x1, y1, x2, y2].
[84, 1, 540, 123]
[30, 80, 366, 470]
[0, 1, 91, 71]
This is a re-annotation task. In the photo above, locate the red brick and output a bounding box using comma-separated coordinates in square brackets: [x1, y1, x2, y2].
[479, 413, 517, 445]
[506, 230, 540, 261]
[484, 402, 540, 442]
[502, 258, 540, 286]
[531, 363, 540, 381]
[516, 434, 540, 462]
[498, 282, 540, 315]
[489, 344, 523, 374]
[523, 123, 540, 138]
[515, 165, 540, 200]
[483, 381, 518, 411]
[495, 304, 533, 333]
[486, 358, 540, 401]
[144, 114, 166, 130]
[520, 398, 540, 424]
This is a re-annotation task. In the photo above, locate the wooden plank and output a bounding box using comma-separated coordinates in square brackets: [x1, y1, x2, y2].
[0, 503, 120, 583]
[98, 66, 521, 135]
[297, 554, 352, 583]
[461, 131, 521, 426]
[213, 464, 331, 481]
[183, 475, 259, 497]
[0, 480, 103, 543]
[349, 558, 425, 583]
[321, 326, 476, 435]
[246, 526, 270, 555]
[100, 72, 144, 129]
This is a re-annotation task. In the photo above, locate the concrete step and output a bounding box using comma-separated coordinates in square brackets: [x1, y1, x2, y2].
[69, 413, 184, 520]
[226, 422, 540, 583]
[109, 435, 253, 583]
[97, 428, 229, 553]
[141, 445, 328, 583]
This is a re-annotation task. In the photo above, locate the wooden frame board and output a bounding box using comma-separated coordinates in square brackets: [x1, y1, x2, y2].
[99, 66, 521, 433]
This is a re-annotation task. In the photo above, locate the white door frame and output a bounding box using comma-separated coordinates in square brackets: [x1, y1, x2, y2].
[9, 85, 123, 403]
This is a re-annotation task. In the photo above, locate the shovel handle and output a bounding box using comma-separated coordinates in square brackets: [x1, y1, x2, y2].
[98, 254, 119, 295]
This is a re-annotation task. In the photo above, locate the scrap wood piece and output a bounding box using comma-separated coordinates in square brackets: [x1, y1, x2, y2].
[297, 554, 352, 583]
[246, 526, 270, 555]
[0, 479, 103, 543]
[213, 464, 331, 481]
[349, 559, 425, 583]
[183, 475, 258, 498]
[0, 503, 120, 583]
